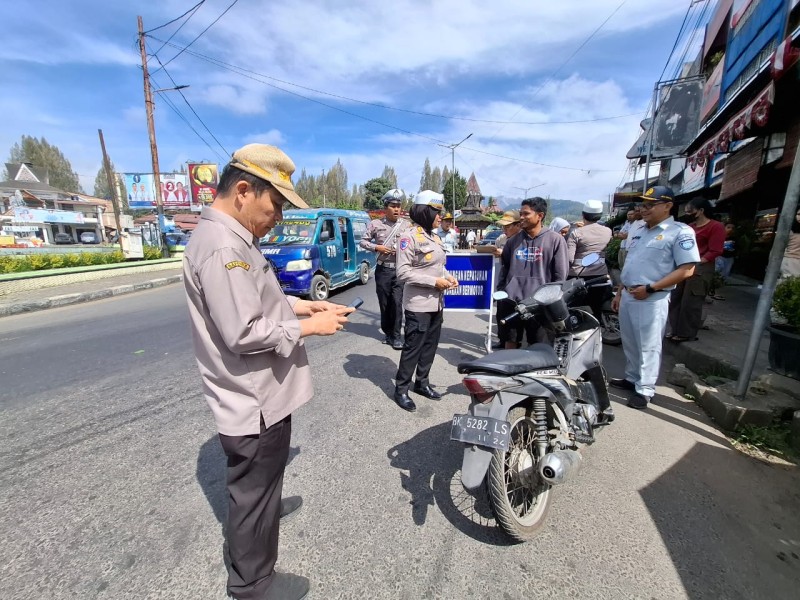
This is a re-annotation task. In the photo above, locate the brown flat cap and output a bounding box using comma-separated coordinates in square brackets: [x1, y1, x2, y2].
[497, 209, 520, 226]
[229, 144, 309, 209]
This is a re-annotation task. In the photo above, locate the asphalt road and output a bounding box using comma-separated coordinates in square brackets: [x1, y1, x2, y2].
[1, 280, 799, 599]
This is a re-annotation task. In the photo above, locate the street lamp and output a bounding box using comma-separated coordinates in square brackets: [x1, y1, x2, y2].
[512, 182, 546, 199]
[153, 85, 190, 93]
[439, 133, 473, 220]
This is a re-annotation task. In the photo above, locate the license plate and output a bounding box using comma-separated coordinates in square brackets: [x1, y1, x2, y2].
[450, 414, 511, 451]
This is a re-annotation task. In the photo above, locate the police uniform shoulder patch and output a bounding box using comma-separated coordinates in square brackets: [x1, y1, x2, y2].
[678, 237, 695, 250]
[399, 238, 410, 251]
[225, 260, 251, 271]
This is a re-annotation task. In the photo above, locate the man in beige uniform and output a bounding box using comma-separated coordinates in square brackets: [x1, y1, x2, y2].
[184, 144, 351, 600]
[360, 189, 407, 349]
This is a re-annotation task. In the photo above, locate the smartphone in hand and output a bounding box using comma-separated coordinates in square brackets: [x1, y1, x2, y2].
[346, 297, 364, 310]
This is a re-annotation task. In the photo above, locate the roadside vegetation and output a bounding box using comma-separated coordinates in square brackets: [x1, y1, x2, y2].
[0, 246, 164, 274]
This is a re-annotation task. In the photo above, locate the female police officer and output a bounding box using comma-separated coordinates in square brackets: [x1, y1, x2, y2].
[392, 190, 459, 412]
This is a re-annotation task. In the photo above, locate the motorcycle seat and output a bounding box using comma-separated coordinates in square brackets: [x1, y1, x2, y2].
[457, 344, 560, 376]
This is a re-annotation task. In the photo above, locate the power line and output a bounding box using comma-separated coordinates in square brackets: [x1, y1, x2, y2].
[487, 0, 629, 143]
[149, 1, 205, 60]
[657, 1, 695, 84]
[150, 75, 227, 162]
[154, 56, 230, 156]
[144, 1, 206, 34]
[148, 36, 639, 126]
[153, 0, 240, 74]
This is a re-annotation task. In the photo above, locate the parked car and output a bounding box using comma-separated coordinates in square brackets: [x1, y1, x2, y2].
[54, 233, 74, 244]
[477, 229, 503, 246]
[80, 232, 100, 244]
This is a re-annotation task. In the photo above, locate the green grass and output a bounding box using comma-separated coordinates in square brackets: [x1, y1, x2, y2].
[731, 422, 798, 463]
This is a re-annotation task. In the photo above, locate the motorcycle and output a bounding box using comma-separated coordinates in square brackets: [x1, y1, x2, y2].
[596, 280, 621, 346]
[450, 253, 614, 542]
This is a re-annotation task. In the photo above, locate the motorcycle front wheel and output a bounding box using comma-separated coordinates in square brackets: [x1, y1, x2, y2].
[487, 406, 552, 542]
[601, 310, 622, 345]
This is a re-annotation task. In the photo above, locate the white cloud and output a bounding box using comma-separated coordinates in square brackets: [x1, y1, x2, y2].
[243, 129, 286, 146]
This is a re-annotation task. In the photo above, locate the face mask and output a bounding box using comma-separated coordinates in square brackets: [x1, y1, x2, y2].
[683, 213, 697, 223]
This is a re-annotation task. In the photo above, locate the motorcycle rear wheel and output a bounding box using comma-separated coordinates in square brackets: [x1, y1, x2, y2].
[487, 406, 552, 542]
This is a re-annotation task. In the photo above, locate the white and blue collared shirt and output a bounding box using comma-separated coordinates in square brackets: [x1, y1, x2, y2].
[620, 217, 700, 301]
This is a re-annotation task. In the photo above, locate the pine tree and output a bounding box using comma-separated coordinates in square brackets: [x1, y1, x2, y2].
[381, 165, 398, 188]
[431, 166, 443, 194]
[7, 135, 83, 192]
[419, 158, 432, 192]
[441, 166, 450, 193]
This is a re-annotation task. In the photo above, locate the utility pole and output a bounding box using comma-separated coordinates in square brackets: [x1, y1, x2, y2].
[439, 133, 473, 220]
[642, 82, 659, 193]
[513, 182, 545, 199]
[735, 132, 800, 397]
[98, 129, 123, 250]
[138, 15, 168, 257]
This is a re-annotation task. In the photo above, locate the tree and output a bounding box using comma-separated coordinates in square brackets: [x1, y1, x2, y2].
[430, 166, 443, 194]
[350, 183, 363, 208]
[7, 135, 83, 192]
[381, 165, 398, 188]
[93, 165, 128, 211]
[440, 166, 450, 193]
[325, 159, 349, 207]
[294, 168, 318, 206]
[442, 170, 468, 211]
[363, 177, 393, 210]
[419, 158, 432, 192]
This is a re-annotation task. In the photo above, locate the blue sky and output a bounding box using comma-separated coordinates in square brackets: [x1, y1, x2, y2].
[2, 0, 704, 203]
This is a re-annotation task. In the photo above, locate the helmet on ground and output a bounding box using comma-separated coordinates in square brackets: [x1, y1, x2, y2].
[582, 199, 603, 214]
[414, 190, 445, 210]
[382, 189, 405, 204]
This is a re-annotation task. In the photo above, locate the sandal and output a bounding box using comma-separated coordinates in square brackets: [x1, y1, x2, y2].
[670, 336, 698, 343]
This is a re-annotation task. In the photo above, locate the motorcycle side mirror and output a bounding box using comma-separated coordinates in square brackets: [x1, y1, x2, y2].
[580, 252, 601, 267]
[493, 291, 509, 301]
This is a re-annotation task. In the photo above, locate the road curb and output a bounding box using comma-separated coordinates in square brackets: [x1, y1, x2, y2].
[0, 274, 183, 318]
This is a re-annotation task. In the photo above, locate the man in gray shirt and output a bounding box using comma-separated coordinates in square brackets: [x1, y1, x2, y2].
[184, 144, 352, 600]
[498, 197, 568, 347]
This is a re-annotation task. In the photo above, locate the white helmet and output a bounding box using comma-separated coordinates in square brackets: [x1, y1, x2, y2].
[414, 190, 445, 210]
[381, 188, 406, 204]
[582, 199, 603, 214]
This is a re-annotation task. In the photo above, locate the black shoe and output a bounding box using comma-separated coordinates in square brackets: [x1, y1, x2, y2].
[383, 336, 391, 345]
[264, 572, 310, 600]
[280, 496, 302, 521]
[627, 393, 649, 410]
[600, 407, 615, 424]
[393, 391, 417, 412]
[491, 342, 504, 350]
[413, 383, 443, 400]
[609, 378, 636, 391]
[391, 339, 404, 350]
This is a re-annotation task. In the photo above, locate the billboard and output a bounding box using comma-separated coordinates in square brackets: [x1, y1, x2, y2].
[652, 78, 704, 159]
[188, 163, 219, 207]
[125, 173, 196, 210]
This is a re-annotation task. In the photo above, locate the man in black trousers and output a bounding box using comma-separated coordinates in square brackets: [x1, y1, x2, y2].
[360, 189, 407, 349]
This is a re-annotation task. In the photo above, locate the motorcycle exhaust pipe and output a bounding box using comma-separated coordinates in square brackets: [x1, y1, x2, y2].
[538, 450, 582, 485]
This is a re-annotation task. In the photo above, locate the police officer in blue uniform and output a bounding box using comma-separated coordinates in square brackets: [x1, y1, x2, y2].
[610, 186, 700, 409]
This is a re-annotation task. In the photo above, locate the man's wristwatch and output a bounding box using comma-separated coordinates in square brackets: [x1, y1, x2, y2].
[645, 284, 656, 294]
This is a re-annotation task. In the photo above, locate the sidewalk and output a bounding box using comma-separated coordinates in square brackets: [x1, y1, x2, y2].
[663, 275, 768, 380]
[0, 265, 183, 317]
